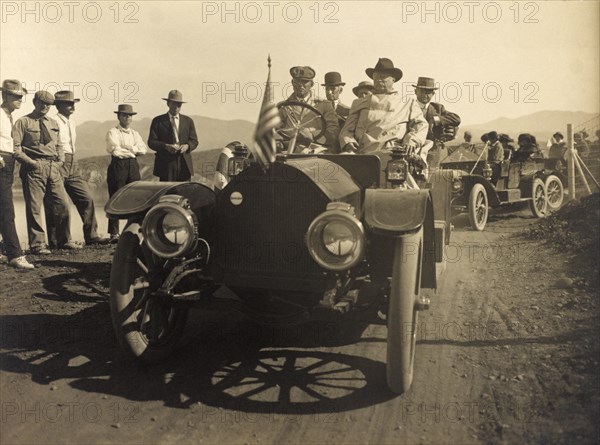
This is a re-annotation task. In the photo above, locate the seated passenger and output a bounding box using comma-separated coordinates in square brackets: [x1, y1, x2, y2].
[547, 131, 567, 160]
[339, 58, 428, 156]
[514, 133, 542, 161]
[276, 66, 339, 153]
[352, 81, 374, 99]
[486, 131, 504, 183]
[499, 133, 516, 160]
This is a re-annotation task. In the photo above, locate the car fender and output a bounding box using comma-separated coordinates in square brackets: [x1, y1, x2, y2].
[105, 181, 216, 220]
[364, 189, 437, 289]
[461, 175, 501, 207]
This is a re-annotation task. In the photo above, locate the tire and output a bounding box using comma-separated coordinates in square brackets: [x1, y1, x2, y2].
[387, 228, 422, 394]
[545, 175, 564, 211]
[109, 223, 188, 364]
[468, 183, 488, 231]
[528, 177, 548, 218]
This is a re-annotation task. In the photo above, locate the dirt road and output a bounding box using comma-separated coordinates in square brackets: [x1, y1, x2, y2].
[1, 208, 598, 444]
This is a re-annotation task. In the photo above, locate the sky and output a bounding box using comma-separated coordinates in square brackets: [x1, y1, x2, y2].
[1, 0, 599, 126]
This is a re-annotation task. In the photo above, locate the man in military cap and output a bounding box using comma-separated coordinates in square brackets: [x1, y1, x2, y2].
[13, 90, 78, 254]
[45, 91, 109, 248]
[277, 66, 339, 152]
[352, 81, 374, 99]
[148, 90, 199, 181]
[0, 79, 34, 268]
[321, 72, 350, 129]
[340, 58, 428, 154]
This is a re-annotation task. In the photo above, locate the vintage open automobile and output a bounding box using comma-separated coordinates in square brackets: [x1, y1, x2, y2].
[440, 147, 566, 231]
[105, 103, 454, 394]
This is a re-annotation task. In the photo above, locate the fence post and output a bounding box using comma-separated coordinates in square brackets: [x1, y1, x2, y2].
[567, 124, 576, 200]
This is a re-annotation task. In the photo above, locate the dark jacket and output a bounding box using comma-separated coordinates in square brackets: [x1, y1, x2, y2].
[148, 113, 198, 178]
[424, 102, 461, 141]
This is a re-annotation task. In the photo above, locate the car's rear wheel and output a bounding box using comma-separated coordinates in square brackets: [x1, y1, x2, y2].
[109, 223, 188, 363]
[545, 175, 564, 211]
[529, 177, 548, 218]
[468, 183, 488, 231]
[386, 228, 422, 394]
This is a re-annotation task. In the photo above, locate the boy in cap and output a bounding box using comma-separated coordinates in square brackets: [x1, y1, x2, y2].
[277, 66, 340, 152]
[13, 90, 77, 254]
[340, 58, 428, 154]
[0, 79, 34, 269]
[106, 104, 148, 242]
[45, 91, 110, 247]
[148, 90, 198, 181]
[352, 81, 374, 99]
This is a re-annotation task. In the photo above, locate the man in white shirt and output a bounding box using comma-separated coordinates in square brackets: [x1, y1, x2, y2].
[106, 104, 147, 241]
[46, 91, 109, 247]
[0, 79, 34, 269]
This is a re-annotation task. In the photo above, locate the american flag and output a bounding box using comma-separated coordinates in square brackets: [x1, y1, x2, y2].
[251, 55, 281, 168]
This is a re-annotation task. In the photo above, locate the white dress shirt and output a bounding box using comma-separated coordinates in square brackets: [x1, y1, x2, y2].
[0, 106, 14, 154]
[106, 125, 148, 159]
[54, 113, 77, 155]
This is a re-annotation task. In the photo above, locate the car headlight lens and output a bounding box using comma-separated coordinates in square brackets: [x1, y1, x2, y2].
[451, 178, 463, 192]
[306, 203, 365, 271]
[142, 195, 198, 258]
[386, 159, 408, 182]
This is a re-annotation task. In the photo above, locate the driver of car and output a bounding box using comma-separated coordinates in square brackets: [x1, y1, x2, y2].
[339, 58, 428, 155]
[276, 66, 339, 152]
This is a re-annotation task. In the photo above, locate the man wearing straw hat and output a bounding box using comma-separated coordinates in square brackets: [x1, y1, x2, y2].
[340, 58, 428, 154]
[148, 90, 198, 181]
[0, 79, 34, 269]
[106, 104, 147, 242]
[45, 90, 110, 248]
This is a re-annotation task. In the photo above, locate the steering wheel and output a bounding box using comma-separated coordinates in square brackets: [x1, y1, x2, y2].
[276, 100, 327, 153]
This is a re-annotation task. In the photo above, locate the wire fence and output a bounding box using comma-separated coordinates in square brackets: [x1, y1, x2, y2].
[567, 114, 600, 198]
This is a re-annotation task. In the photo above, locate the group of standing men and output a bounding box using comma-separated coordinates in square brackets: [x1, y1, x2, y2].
[1, 79, 198, 269]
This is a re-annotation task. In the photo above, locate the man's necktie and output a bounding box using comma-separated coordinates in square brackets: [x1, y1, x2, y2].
[170, 116, 179, 144]
[39, 118, 53, 145]
[68, 120, 75, 152]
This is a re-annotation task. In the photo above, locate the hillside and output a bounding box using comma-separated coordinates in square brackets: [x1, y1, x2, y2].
[457, 110, 597, 145]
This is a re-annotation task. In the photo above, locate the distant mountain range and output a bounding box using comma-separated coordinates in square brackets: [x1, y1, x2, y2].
[458, 111, 598, 145]
[74, 110, 598, 158]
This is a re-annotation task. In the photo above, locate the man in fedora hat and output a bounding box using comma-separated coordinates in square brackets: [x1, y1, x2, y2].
[45, 90, 110, 248]
[340, 58, 428, 154]
[13, 90, 78, 254]
[0, 79, 34, 269]
[413, 77, 461, 168]
[277, 66, 339, 153]
[352, 81, 374, 99]
[106, 104, 148, 241]
[148, 90, 198, 181]
[320, 72, 350, 129]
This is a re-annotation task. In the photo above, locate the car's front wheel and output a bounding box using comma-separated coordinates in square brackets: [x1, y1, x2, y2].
[386, 228, 422, 394]
[468, 183, 488, 231]
[109, 223, 188, 364]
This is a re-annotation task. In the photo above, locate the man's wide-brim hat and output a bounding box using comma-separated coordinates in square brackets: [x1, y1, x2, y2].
[162, 90, 186, 103]
[321, 72, 345, 86]
[352, 81, 374, 96]
[115, 104, 137, 115]
[412, 77, 438, 90]
[365, 58, 403, 82]
[1, 79, 27, 96]
[54, 90, 80, 103]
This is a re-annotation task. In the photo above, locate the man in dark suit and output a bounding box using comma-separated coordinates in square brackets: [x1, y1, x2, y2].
[148, 90, 199, 181]
[414, 77, 461, 168]
[320, 72, 350, 128]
